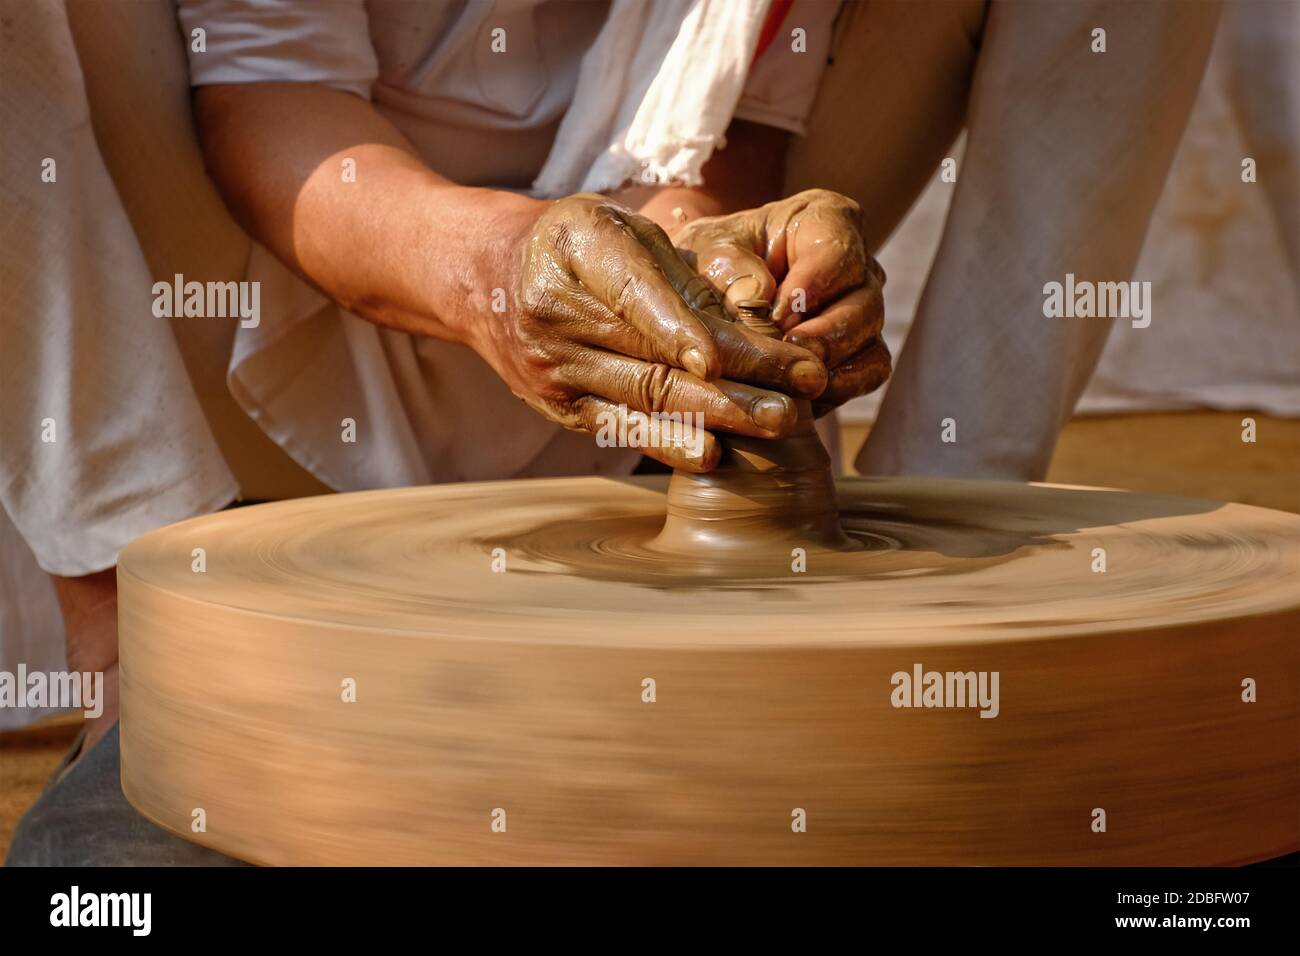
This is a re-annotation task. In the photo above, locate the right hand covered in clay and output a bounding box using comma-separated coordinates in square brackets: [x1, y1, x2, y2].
[672, 189, 891, 418]
[473, 194, 831, 472]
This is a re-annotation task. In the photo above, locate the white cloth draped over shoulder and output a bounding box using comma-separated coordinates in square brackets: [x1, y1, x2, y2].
[532, 0, 768, 196]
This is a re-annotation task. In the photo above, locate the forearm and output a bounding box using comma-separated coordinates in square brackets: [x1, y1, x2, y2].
[193, 83, 542, 347]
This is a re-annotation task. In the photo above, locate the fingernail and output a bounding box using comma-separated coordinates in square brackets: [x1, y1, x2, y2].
[789, 359, 828, 395]
[680, 346, 710, 379]
[752, 395, 793, 432]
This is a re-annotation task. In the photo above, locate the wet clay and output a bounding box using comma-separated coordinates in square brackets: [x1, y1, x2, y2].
[117, 468, 1300, 865]
[653, 300, 854, 557]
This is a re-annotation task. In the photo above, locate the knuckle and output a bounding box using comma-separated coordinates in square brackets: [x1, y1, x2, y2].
[834, 344, 892, 401]
[512, 317, 554, 368]
[520, 344, 559, 377]
[798, 187, 839, 205]
[798, 187, 860, 215]
[514, 337, 571, 394]
[542, 220, 576, 261]
[680, 272, 722, 312]
[875, 353, 894, 386]
[637, 362, 674, 414]
[593, 203, 638, 238]
[553, 400, 587, 432]
[836, 246, 868, 287]
[519, 275, 560, 317]
[566, 192, 605, 209]
[830, 376, 860, 405]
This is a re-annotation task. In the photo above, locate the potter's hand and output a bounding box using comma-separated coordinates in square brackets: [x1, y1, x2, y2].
[673, 188, 891, 416]
[478, 193, 830, 472]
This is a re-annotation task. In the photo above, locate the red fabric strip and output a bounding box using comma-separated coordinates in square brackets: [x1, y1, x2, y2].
[751, 0, 796, 67]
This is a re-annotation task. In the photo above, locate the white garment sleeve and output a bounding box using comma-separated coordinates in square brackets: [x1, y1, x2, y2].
[177, 0, 379, 98]
[734, 0, 841, 135]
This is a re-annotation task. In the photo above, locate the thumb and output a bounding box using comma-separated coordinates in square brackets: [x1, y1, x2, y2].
[694, 242, 779, 314]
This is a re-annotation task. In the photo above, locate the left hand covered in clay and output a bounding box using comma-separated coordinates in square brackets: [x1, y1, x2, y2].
[673, 188, 892, 416]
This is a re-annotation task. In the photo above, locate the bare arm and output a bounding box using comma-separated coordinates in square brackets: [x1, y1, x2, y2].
[194, 83, 535, 345]
[193, 84, 827, 470]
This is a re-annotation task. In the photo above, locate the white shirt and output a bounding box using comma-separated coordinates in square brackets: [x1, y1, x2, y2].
[179, 0, 835, 186]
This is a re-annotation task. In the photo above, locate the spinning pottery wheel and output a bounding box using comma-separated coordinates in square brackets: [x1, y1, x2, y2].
[118, 464, 1300, 865]
[117, 311, 1300, 865]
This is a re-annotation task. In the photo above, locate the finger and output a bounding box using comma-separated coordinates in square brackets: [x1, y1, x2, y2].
[784, 283, 885, 369]
[811, 338, 893, 417]
[565, 207, 721, 380]
[633, 221, 825, 395]
[570, 395, 720, 473]
[772, 223, 874, 332]
[621, 214, 731, 320]
[692, 242, 780, 312]
[699, 311, 829, 398]
[558, 280, 828, 400]
[566, 348, 799, 439]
